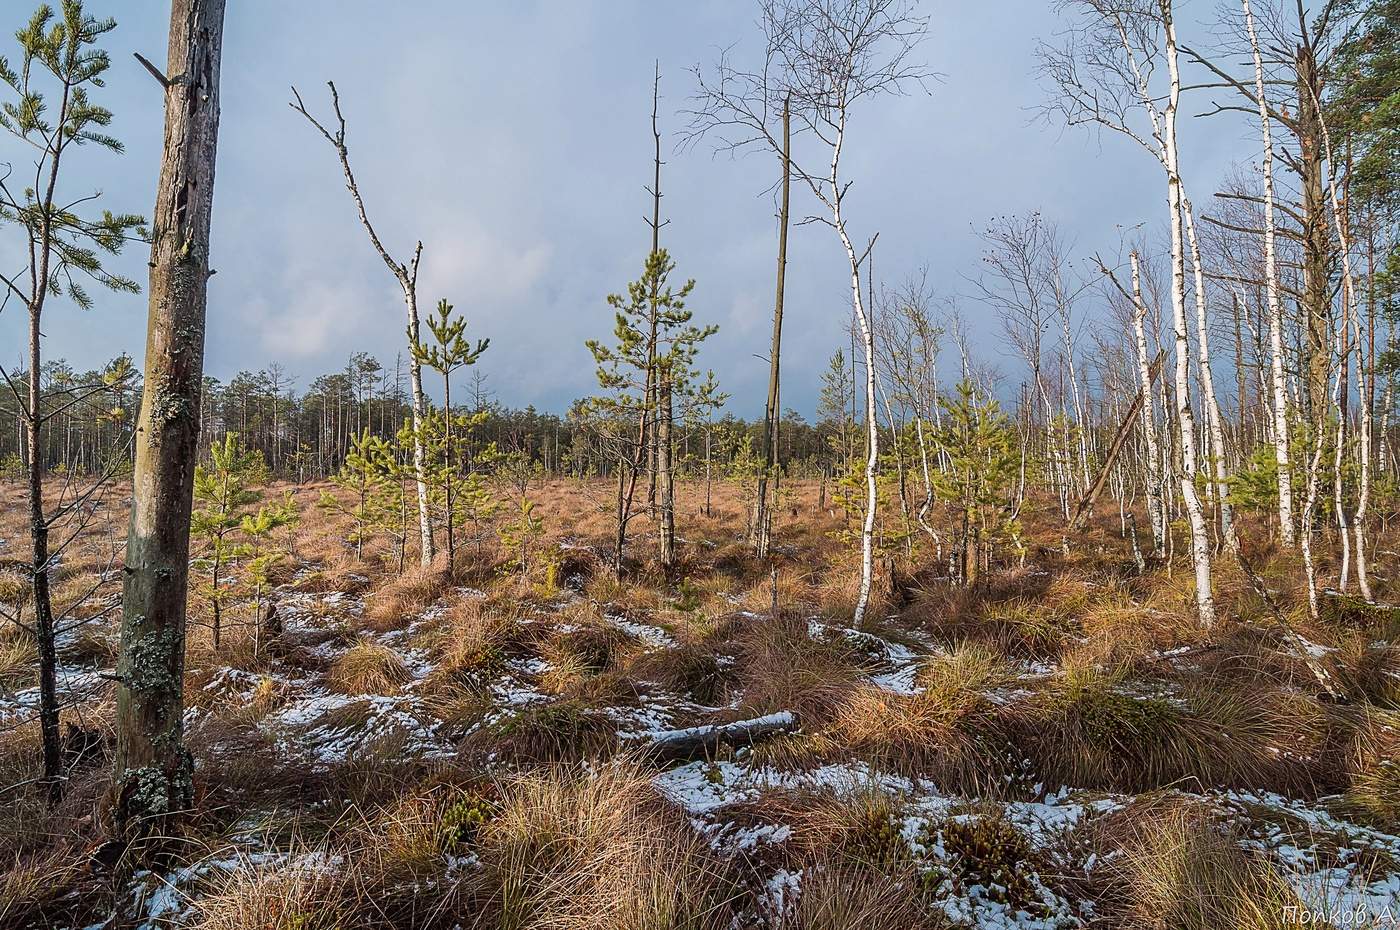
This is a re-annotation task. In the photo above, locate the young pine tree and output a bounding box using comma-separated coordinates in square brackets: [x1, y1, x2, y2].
[586, 249, 722, 574]
[320, 429, 394, 560]
[933, 381, 1021, 587]
[191, 434, 267, 649]
[410, 298, 488, 574]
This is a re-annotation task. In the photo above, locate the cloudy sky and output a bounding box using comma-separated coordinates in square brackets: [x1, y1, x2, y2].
[0, 0, 1255, 418]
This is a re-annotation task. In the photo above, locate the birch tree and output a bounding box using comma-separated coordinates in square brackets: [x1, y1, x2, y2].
[290, 83, 436, 569]
[1040, 0, 1217, 626]
[690, 0, 930, 626]
[1242, 0, 1297, 546]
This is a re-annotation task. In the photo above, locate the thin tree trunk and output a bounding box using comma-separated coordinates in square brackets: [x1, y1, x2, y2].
[115, 0, 226, 837]
[1162, 2, 1216, 627]
[755, 97, 790, 560]
[1182, 196, 1238, 551]
[1130, 252, 1168, 557]
[1244, 0, 1297, 547]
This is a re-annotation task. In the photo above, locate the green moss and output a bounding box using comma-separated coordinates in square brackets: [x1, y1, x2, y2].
[1321, 592, 1400, 636]
[1070, 687, 1181, 750]
[440, 793, 497, 848]
[918, 814, 1048, 915]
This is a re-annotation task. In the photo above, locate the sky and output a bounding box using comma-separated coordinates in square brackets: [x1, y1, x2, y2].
[0, 0, 1257, 419]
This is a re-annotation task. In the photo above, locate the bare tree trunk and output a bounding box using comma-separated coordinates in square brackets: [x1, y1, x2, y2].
[1311, 82, 1373, 601]
[658, 378, 675, 569]
[826, 113, 880, 627]
[291, 84, 434, 567]
[1129, 252, 1168, 557]
[116, 0, 226, 836]
[1182, 197, 1238, 551]
[27, 317, 59, 804]
[755, 98, 790, 560]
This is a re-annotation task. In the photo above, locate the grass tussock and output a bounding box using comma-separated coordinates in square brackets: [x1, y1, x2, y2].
[327, 638, 412, 695]
[1100, 798, 1306, 930]
[777, 865, 937, 930]
[825, 643, 1017, 786]
[470, 763, 735, 929]
[735, 615, 867, 723]
[364, 565, 450, 630]
[188, 849, 350, 930]
[480, 699, 619, 764]
[1028, 659, 1321, 793]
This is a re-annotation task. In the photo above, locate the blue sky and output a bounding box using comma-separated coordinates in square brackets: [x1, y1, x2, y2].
[0, 0, 1254, 418]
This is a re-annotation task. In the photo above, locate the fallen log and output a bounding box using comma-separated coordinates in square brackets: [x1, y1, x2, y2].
[641, 711, 799, 764]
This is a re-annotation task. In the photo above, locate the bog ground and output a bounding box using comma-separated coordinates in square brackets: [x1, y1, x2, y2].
[3, 478, 1400, 928]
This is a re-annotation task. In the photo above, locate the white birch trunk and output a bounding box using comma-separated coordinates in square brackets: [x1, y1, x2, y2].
[1130, 252, 1168, 557]
[1243, 0, 1296, 547]
[1162, 3, 1216, 627]
[1182, 196, 1238, 550]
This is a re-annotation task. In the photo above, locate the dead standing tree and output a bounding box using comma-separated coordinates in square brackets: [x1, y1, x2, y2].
[115, 0, 226, 837]
[290, 83, 436, 569]
[689, 0, 931, 626]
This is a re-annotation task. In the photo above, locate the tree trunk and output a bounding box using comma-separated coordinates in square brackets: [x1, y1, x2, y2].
[115, 0, 226, 837]
[1182, 196, 1238, 551]
[1130, 252, 1168, 558]
[27, 330, 60, 803]
[658, 378, 675, 569]
[1162, 2, 1216, 628]
[755, 98, 790, 560]
[1243, 0, 1297, 548]
[407, 288, 435, 568]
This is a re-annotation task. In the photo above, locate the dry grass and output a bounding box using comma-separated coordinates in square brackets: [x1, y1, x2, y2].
[0, 634, 36, 686]
[777, 865, 938, 930]
[189, 847, 351, 930]
[364, 564, 450, 630]
[469, 762, 735, 930]
[824, 643, 1018, 786]
[479, 698, 619, 764]
[734, 614, 868, 723]
[327, 638, 412, 695]
[423, 601, 520, 694]
[1098, 797, 1307, 930]
[7, 479, 1400, 927]
[1027, 658, 1322, 793]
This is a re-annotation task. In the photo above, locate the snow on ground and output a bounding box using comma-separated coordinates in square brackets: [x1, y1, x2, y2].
[604, 612, 678, 649]
[21, 577, 1400, 928]
[1221, 789, 1400, 925]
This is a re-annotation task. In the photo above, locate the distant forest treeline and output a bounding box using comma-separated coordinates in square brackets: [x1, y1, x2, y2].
[0, 352, 843, 480]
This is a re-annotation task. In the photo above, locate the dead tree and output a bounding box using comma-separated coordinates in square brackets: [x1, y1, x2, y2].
[754, 97, 791, 560]
[290, 83, 436, 568]
[115, 0, 226, 837]
[689, 0, 931, 626]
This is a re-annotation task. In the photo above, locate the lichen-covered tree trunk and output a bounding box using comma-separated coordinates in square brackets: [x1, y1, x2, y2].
[115, 0, 226, 836]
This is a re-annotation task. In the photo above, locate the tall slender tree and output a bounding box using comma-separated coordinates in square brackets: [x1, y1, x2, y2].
[115, 0, 225, 836]
[291, 82, 436, 568]
[0, 1, 146, 803]
[691, 0, 930, 626]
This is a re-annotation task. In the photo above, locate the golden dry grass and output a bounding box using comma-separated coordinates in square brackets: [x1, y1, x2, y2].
[326, 638, 412, 695]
